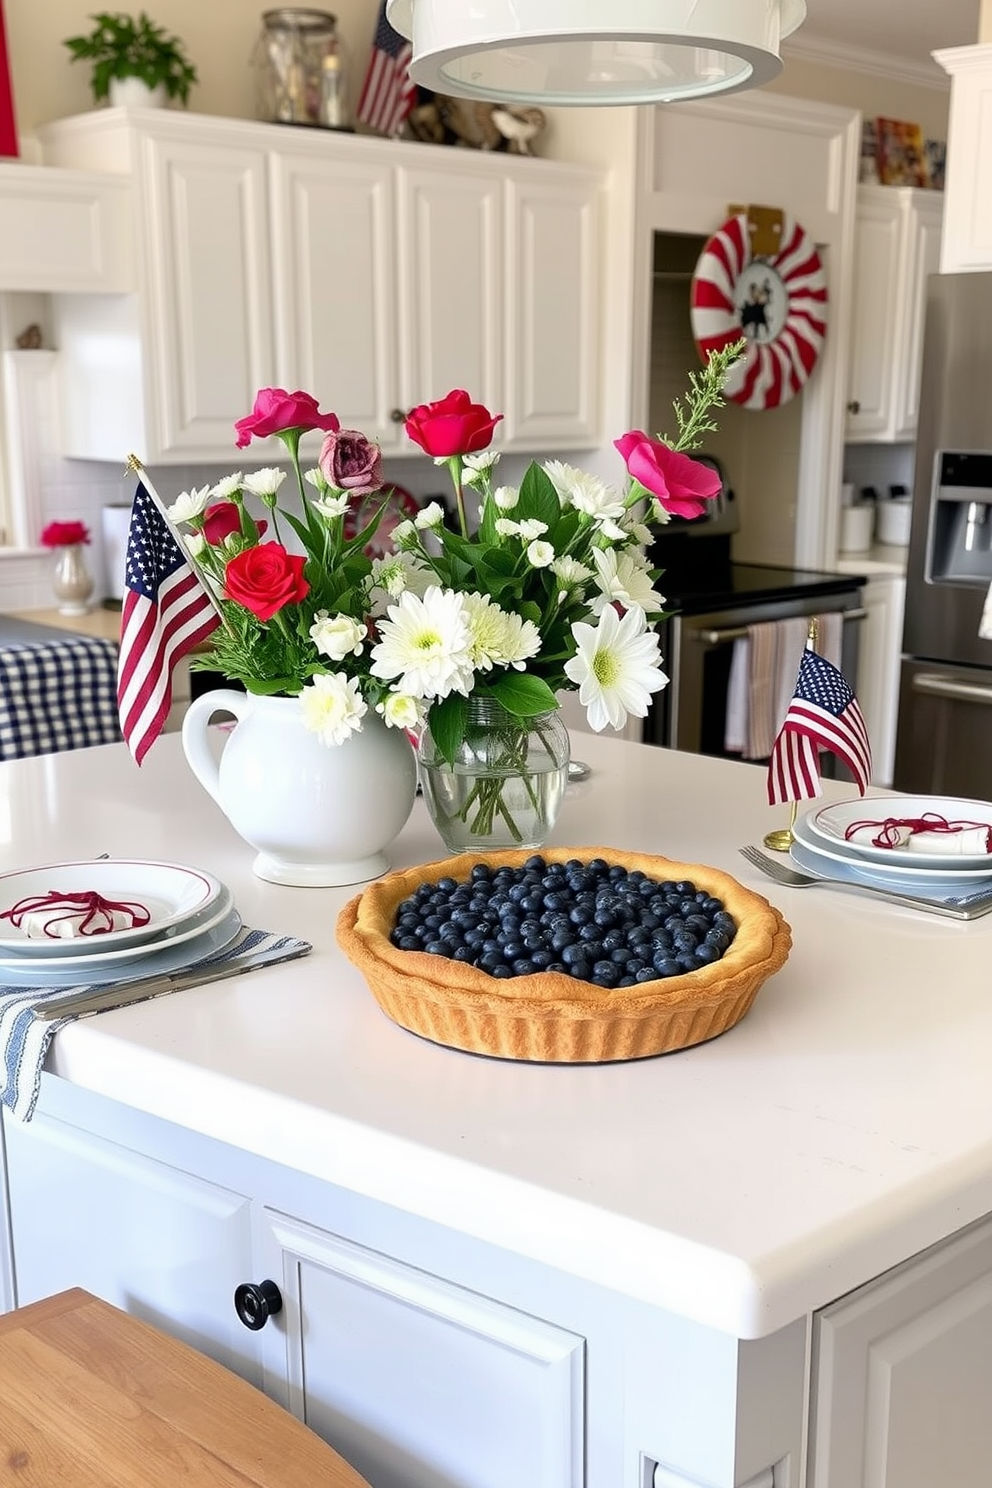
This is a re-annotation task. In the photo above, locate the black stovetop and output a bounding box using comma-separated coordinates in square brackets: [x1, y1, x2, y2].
[649, 533, 866, 615]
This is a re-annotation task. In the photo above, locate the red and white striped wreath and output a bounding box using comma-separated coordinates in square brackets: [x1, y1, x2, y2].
[690, 212, 828, 410]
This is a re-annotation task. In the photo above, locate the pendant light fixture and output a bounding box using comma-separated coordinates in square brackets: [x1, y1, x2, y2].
[385, 0, 806, 108]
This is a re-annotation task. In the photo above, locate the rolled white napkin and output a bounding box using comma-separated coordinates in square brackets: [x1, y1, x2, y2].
[19, 907, 136, 939]
[906, 827, 992, 855]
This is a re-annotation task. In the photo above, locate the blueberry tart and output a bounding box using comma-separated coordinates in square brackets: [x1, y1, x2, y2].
[337, 847, 791, 1062]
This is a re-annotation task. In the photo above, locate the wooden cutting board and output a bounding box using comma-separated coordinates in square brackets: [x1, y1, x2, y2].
[0, 1288, 371, 1487]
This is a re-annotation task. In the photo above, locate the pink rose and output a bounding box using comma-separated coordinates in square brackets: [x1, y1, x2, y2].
[404, 389, 502, 458]
[614, 432, 722, 520]
[234, 388, 340, 449]
[40, 519, 90, 547]
[318, 429, 383, 495]
[224, 543, 309, 622]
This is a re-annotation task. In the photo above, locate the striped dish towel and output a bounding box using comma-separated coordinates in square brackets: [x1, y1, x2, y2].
[0, 926, 310, 1124]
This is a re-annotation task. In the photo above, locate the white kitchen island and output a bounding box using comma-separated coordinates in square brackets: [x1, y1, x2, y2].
[2, 729, 992, 1488]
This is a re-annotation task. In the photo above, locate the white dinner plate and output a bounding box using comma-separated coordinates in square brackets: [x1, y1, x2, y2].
[0, 885, 234, 973]
[788, 839, 992, 904]
[0, 906, 243, 989]
[804, 796, 992, 871]
[791, 816, 992, 889]
[0, 859, 223, 957]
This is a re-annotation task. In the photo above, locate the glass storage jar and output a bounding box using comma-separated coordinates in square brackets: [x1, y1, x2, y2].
[253, 8, 348, 129]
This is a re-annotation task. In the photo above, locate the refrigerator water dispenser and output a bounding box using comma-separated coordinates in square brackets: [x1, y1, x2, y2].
[926, 451, 992, 586]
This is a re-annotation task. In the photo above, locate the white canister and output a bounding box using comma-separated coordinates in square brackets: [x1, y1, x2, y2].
[102, 504, 132, 601]
[839, 503, 874, 553]
[875, 496, 912, 547]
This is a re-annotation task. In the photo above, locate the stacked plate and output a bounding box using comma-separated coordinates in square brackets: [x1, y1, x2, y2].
[791, 796, 992, 901]
[0, 860, 241, 988]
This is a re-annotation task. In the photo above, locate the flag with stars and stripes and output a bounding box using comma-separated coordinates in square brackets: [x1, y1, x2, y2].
[355, 0, 416, 136]
[117, 480, 220, 765]
[767, 643, 872, 806]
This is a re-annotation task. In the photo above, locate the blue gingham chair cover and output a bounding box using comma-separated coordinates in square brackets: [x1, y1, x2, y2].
[0, 636, 122, 759]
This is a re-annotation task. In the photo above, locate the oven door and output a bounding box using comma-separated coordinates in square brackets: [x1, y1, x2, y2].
[893, 658, 992, 797]
[645, 594, 865, 759]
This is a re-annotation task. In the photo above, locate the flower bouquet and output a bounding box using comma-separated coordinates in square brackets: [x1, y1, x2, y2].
[40, 520, 91, 548]
[167, 344, 742, 850]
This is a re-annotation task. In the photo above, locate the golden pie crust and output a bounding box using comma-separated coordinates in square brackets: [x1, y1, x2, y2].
[337, 847, 792, 1063]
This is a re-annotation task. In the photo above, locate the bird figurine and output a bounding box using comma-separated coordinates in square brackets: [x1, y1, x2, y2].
[491, 106, 546, 155]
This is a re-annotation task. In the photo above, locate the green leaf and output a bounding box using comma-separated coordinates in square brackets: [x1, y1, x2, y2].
[426, 693, 467, 765]
[516, 464, 562, 534]
[490, 672, 559, 717]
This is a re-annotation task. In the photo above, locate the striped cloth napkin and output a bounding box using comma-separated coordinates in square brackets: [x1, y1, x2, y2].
[0, 925, 311, 1124]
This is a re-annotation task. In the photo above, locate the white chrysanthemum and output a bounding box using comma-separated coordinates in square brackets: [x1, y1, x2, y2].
[415, 501, 445, 529]
[552, 555, 592, 588]
[242, 467, 287, 499]
[312, 491, 349, 519]
[597, 518, 627, 543]
[390, 518, 417, 547]
[517, 518, 548, 541]
[309, 611, 366, 661]
[168, 486, 211, 523]
[185, 533, 207, 559]
[495, 518, 520, 538]
[463, 450, 499, 473]
[370, 585, 475, 702]
[366, 552, 435, 615]
[299, 672, 368, 747]
[377, 691, 422, 730]
[649, 497, 672, 526]
[463, 593, 541, 672]
[493, 485, 519, 511]
[544, 461, 625, 523]
[209, 473, 243, 500]
[589, 547, 665, 616]
[527, 539, 555, 568]
[564, 606, 668, 733]
[624, 519, 655, 545]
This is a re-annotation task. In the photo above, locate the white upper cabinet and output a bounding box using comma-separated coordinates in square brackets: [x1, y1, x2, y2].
[845, 185, 944, 444]
[38, 110, 603, 464]
[0, 162, 132, 294]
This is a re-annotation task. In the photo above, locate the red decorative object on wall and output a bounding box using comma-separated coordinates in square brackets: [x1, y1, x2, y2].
[0, 0, 17, 157]
[690, 211, 828, 410]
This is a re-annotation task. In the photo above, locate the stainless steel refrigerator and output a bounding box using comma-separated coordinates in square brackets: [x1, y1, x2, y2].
[893, 270, 992, 796]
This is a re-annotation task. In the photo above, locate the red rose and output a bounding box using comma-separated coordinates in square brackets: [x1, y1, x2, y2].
[318, 429, 383, 495]
[202, 502, 266, 546]
[614, 432, 722, 521]
[224, 543, 309, 622]
[404, 389, 502, 458]
[40, 519, 91, 547]
[234, 387, 340, 449]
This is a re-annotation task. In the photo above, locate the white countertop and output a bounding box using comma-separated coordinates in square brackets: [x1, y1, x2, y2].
[11, 730, 992, 1340]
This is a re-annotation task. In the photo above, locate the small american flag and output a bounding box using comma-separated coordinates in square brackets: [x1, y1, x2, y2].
[356, 0, 416, 136]
[117, 480, 220, 766]
[767, 644, 872, 806]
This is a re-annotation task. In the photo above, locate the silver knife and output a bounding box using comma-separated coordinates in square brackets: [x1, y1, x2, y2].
[30, 941, 312, 1020]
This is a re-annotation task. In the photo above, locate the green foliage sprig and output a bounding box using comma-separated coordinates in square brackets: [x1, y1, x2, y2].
[63, 11, 198, 105]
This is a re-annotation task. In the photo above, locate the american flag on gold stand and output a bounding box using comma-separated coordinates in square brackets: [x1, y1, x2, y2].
[766, 641, 872, 806]
[117, 459, 221, 766]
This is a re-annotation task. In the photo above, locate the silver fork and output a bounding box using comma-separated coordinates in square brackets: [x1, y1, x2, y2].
[738, 843, 992, 920]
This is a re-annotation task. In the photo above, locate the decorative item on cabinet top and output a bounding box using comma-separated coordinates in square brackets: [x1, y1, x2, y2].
[253, 8, 352, 131]
[62, 11, 198, 108]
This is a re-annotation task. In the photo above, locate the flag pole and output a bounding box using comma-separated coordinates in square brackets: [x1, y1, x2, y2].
[763, 615, 819, 852]
[123, 453, 226, 622]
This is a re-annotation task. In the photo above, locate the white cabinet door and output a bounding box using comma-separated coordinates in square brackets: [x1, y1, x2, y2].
[272, 148, 403, 449]
[2, 1099, 261, 1386]
[503, 173, 601, 450]
[844, 187, 944, 445]
[255, 1207, 585, 1488]
[855, 573, 906, 787]
[809, 1212, 992, 1488]
[397, 162, 503, 425]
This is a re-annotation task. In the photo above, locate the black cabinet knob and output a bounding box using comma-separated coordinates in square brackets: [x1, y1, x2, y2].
[390, 407, 408, 423]
[847, 398, 861, 414]
[234, 1279, 283, 1330]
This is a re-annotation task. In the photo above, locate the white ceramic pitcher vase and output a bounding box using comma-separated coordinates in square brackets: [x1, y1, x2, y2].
[181, 690, 418, 887]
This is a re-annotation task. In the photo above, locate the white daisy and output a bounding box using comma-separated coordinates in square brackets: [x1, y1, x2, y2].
[389, 518, 417, 547]
[527, 539, 555, 568]
[209, 473, 243, 500]
[168, 486, 211, 523]
[463, 593, 541, 671]
[415, 502, 445, 529]
[299, 672, 368, 747]
[493, 485, 519, 511]
[242, 467, 287, 499]
[185, 533, 207, 559]
[589, 547, 665, 616]
[463, 450, 500, 473]
[312, 491, 349, 519]
[309, 611, 366, 661]
[544, 461, 625, 524]
[495, 518, 520, 538]
[370, 585, 475, 701]
[303, 466, 328, 492]
[517, 518, 548, 541]
[377, 691, 423, 730]
[551, 555, 593, 588]
[564, 606, 668, 732]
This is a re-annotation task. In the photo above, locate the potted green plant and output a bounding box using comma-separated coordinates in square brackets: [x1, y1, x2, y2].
[63, 11, 198, 109]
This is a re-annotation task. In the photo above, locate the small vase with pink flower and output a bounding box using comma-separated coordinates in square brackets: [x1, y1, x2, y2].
[41, 520, 94, 616]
